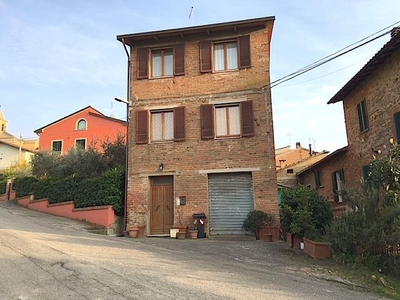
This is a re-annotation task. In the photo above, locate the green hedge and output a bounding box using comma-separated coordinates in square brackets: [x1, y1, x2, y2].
[13, 167, 124, 216]
[13, 177, 38, 197]
[0, 180, 7, 195]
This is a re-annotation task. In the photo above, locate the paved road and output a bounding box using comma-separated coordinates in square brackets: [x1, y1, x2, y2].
[0, 200, 387, 300]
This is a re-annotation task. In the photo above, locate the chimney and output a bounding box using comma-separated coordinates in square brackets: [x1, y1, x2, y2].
[391, 27, 400, 38]
[295, 142, 301, 149]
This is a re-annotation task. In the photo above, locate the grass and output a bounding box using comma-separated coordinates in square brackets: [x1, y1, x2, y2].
[326, 258, 400, 300]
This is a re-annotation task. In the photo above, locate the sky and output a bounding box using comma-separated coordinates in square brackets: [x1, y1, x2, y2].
[1, 0, 399, 152]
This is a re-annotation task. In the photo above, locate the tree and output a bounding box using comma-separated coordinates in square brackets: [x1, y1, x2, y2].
[327, 141, 400, 275]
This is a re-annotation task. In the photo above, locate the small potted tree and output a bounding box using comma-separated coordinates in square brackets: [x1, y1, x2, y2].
[243, 210, 275, 240]
[280, 186, 333, 250]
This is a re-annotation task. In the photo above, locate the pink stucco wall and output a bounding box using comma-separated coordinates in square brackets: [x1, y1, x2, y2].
[16, 196, 115, 228]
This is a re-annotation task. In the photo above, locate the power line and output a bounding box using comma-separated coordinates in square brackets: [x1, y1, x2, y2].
[270, 20, 400, 88]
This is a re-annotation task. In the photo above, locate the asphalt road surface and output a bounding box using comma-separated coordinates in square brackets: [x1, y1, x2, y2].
[0, 200, 388, 300]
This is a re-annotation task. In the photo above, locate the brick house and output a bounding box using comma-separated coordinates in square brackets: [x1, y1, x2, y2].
[34, 106, 127, 154]
[117, 17, 279, 236]
[298, 28, 400, 215]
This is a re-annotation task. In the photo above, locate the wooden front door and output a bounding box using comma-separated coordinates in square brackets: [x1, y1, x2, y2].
[150, 176, 174, 235]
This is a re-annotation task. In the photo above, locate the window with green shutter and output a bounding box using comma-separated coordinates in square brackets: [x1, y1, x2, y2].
[357, 100, 369, 133]
[332, 169, 345, 203]
[394, 112, 400, 142]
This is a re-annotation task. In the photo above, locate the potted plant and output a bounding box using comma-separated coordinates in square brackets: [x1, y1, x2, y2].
[128, 226, 139, 238]
[243, 210, 275, 240]
[280, 185, 333, 249]
[303, 228, 332, 259]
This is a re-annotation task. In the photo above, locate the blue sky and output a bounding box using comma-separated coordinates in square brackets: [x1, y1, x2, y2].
[1, 0, 399, 151]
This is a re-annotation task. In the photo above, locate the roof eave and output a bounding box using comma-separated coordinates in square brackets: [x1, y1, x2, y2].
[328, 33, 400, 104]
[117, 16, 275, 46]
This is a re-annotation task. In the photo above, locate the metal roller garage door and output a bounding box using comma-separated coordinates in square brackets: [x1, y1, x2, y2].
[208, 172, 254, 235]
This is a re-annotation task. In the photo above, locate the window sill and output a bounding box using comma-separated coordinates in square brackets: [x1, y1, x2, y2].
[149, 75, 174, 80]
[214, 135, 241, 140]
[149, 140, 175, 144]
[213, 69, 239, 73]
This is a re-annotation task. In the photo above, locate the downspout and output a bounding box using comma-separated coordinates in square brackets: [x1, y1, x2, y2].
[121, 37, 130, 233]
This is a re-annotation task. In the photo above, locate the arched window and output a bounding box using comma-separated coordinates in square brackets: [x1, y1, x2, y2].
[77, 119, 87, 130]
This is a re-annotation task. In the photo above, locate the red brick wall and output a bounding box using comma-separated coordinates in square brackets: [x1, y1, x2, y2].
[125, 23, 279, 234]
[341, 49, 400, 187]
[299, 45, 400, 216]
[298, 151, 348, 215]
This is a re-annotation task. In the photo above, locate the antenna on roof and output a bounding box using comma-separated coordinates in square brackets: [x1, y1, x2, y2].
[110, 102, 115, 118]
[189, 6, 194, 25]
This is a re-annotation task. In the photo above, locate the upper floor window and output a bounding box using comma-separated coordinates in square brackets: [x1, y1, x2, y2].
[137, 44, 185, 79]
[200, 101, 254, 139]
[215, 104, 240, 137]
[136, 107, 185, 144]
[357, 100, 369, 133]
[332, 169, 345, 203]
[151, 110, 174, 141]
[77, 119, 87, 130]
[151, 49, 173, 77]
[52, 140, 62, 155]
[214, 41, 238, 71]
[315, 169, 323, 188]
[75, 139, 86, 150]
[200, 35, 251, 73]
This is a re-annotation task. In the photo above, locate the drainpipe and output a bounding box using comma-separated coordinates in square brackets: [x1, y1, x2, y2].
[121, 38, 130, 233]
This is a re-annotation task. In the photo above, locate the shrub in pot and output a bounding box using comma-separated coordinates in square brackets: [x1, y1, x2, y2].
[243, 210, 275, 240]
[280, 185, 333, 247]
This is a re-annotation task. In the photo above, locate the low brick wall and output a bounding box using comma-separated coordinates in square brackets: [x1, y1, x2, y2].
[16, 195, 115, 229]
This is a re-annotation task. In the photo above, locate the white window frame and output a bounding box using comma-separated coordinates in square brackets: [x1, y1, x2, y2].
[77, 119, 87, 130]
[52, 140, 63, 154]
[75, 138, 86, 150]
[214, 103, 241, 138]
[213, 40, 238, 72]
[151, 48, 173, 78]
[150, 109, 174, 142]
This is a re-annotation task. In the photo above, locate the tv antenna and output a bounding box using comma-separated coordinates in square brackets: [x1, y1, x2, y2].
[189, 6, 194, 25]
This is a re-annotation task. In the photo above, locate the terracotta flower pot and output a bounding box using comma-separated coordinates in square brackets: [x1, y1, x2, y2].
[176, 232, 186, 239]
[128, 229, 139, 238]
[303, 238, 331, 259]
[189, 230, 198, 239]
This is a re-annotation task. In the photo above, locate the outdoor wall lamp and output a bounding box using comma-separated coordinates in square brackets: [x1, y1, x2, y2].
[159, 163, 164, 171]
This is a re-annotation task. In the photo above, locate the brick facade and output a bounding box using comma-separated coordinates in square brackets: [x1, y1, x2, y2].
[118, 17, 279, 236]
[298, 31, 400, 215]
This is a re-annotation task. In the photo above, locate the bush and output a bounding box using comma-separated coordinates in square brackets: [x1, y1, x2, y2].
[22, 168, 125, 216]
[13, 177, 38, 197]
[327, 142, 400, 276]
[0, 179, 6, 195]
[280, 185, 333, 239]
[243, 210, 274, 239]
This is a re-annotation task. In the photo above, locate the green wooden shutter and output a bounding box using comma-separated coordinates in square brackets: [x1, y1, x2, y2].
[332, 172, 339, 203]
[174, 107, 185, 142]
[394, 112, 400, 142]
